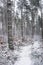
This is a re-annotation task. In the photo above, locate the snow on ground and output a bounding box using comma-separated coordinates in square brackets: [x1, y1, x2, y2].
[14, 45, 32, 65]
[31, 40, 43, 65]
[0, 35, 43, 65]
[14, 39, 43, 65]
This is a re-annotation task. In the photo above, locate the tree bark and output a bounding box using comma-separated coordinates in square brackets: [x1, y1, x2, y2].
[31, 12, 35, 38]
[21, 9, 24, 42]
[7, 0, 14, 50]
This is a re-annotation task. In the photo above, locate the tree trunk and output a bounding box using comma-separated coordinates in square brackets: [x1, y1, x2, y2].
[21, 9, 24, 42]
[7, 0, 14, 50]
[31, 12, 35, 38]
[41, 9, 43, 39]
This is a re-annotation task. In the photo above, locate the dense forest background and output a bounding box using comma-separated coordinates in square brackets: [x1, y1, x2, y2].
[0, 0, 43, 49]
[0, 0, 43, 65]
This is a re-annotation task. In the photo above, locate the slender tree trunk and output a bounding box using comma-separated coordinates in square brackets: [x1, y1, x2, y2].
[7, 0, 14, 50]
[21, 9, 24, 41]
[2, 8, 6, 35]
[41, 8, 43, 39]
[31, 12, 35, 38]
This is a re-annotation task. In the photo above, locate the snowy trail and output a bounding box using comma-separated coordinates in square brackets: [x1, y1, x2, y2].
[14, 45, 32, 65]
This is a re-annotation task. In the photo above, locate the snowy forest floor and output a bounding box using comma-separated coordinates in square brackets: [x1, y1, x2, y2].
[0, 35, 43, 65]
